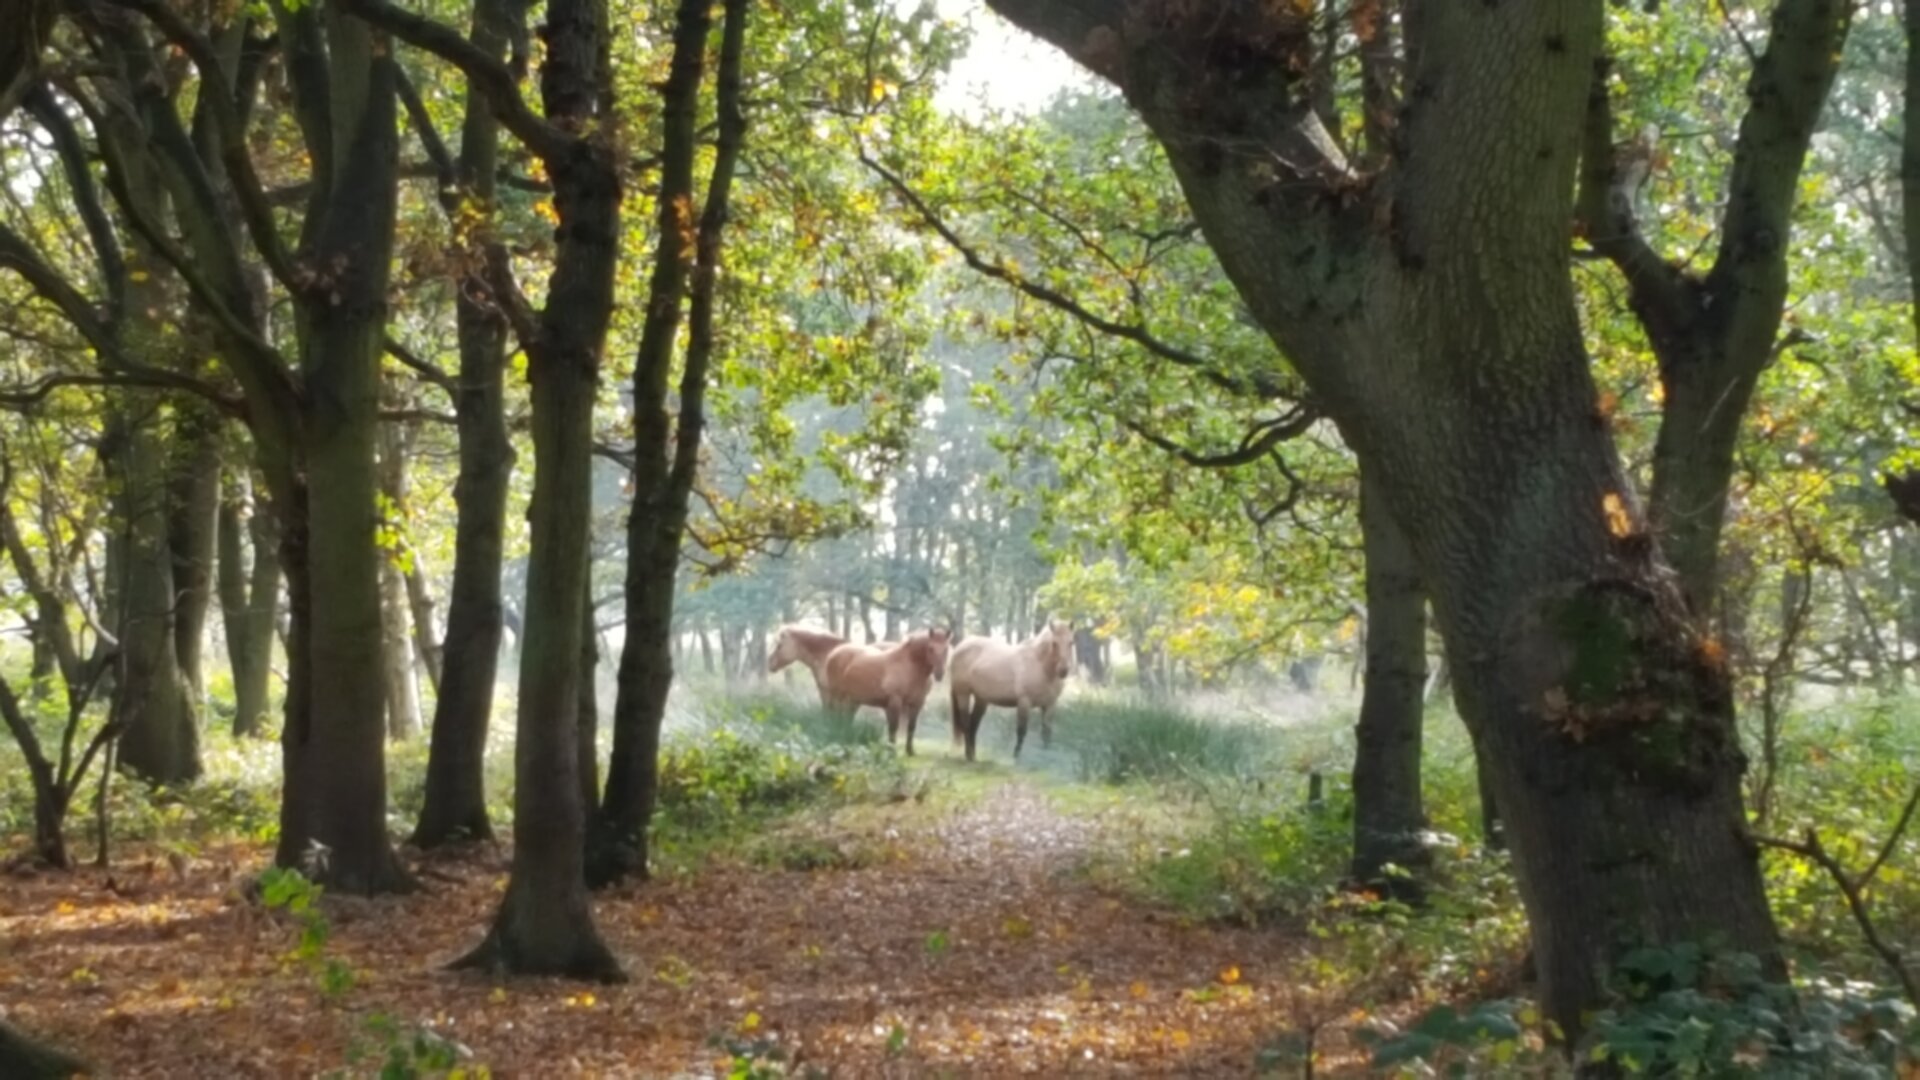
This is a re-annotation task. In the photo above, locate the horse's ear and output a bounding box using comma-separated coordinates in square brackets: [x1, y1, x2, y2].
[931, 626, 951, 641]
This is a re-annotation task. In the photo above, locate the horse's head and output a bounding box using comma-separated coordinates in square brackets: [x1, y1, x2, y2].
[922, 626, 952, 682]
[1047, 620, 1075, 680]
[768, 627, 796, 673]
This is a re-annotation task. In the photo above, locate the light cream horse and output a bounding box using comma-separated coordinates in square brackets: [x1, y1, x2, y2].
[767, 625, 848, 706]
[821, 627, 952, 755]
[949, 620, 1075, 761]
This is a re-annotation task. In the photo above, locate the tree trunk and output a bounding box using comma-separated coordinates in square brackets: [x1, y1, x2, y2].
[983, 0, 1783, 1037]
[378, 424, 422, 740]
[218, 480, 280, 738]
[112, 401, 202, 786]
[0, 1020, 87, 1080]
[454, 201, 621, 982]
[1075, 628, 1108, 685]
[448, 0, 623, 976]
[404, 561, 443, 694]
[410, 0, 515, 849]
[579, 575, 600, 814]
[1349, 471, 1430, 892]
[167, 407, 222, 704]
[273, 25, 410, 895]
[592, 0, 749, 889]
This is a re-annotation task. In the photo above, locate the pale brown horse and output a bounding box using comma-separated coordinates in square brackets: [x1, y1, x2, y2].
[821, 627, 951, 755]
[767, 625, 848, 706]
[949, 620, 1075, 761]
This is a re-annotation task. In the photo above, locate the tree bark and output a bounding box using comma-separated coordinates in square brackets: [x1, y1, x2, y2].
[1349, 470, 1430, 892]
[982, 0, 1783, 1037]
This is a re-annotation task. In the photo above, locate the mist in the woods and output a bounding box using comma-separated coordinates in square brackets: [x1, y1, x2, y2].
[4, 0, 1920, 1074]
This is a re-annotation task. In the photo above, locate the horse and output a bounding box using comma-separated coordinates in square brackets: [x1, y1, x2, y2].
[821, 627, 951, 755]
[767, 625, 848, 706]
[948, 620, 1076, 761]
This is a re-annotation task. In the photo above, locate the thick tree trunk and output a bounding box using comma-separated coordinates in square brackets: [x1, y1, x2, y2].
[0, 1020, 87, 1079]
[168, 408, 222, 704]
[273, 28, 410, 895]
[1348, 471, 1430, 892]
[982, 0, 1783, 1038]
[410, 0, 515, 849]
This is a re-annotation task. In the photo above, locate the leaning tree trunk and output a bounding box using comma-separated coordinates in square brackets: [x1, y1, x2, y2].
[1348, 470, 1430, 893]
[409, 0, 516, 850]
[981, 0, 1782, 1039]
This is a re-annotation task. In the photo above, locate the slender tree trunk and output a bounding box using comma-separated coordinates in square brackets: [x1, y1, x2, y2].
[404, 562, 442, 693]
[592, 0, 750, 888]
[1349, 471, 1430, 892]
[444, 0, 623, 975]
[1075, 628, 1107, 684]
[579, 576, 600, 814]
[168, 408, 222, 704]
[218, 480, 280, 737]
[410, 0, 514, 848]
[378, 424, 422, 740]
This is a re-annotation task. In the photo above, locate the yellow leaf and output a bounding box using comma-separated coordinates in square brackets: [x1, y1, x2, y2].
[488, 986, 508, 1003]
[1129, 981, 1149, 999]
[1220, 966, 1241, 985]
[741, 1011, 761, 1032]
[1171, 1030, 1192, 1048]
[1602, 492, 1633, 538]
[129, 270, 150, 283]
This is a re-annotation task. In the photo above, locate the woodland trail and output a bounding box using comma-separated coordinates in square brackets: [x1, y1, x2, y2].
[0, 758, 1346, 1077]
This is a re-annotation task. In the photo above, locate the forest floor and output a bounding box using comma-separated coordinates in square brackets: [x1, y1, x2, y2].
[0, 751, 1369, 1078]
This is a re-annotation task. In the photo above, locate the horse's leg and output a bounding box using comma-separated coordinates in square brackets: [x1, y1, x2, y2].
[950, 685, 967, 748]
[885, 701, 899, 745]
[1013, 701, 1030, 759]
[903, 700, 921, 757]
[1041, 705, 1054, 749]
[964, 700, 988, 762]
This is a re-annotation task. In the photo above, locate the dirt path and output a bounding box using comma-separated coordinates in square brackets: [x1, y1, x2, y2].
[1, 766, 1336, 1077]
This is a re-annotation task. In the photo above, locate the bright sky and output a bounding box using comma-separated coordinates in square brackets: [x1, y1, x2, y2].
[929, 0, 1091, 115]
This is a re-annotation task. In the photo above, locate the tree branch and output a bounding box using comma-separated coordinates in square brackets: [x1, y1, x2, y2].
[337, 0, 573, 161]
[1122, 406, 1319, 468]
[1754, 792, 1920, 1008]
[383, 335, 455, 390]
[860, 151, 1287, 400]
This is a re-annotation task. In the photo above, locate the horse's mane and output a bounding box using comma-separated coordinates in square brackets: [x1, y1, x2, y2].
[779, 626, 846, 651]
